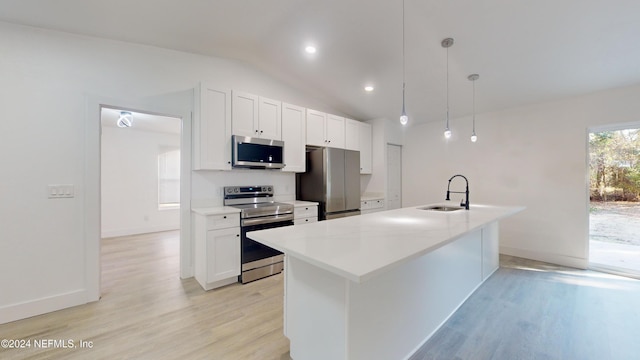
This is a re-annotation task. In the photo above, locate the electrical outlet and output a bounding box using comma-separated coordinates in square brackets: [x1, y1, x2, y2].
[48, 184, 75, 199]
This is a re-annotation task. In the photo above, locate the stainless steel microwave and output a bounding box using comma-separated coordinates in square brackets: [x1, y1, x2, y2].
[232, 135, 285, 169]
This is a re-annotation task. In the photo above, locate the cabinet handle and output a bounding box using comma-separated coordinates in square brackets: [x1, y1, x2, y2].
[236, 234, 240, 237]
[260, 130, 264, 134]
[223, 215, 227, 219]
[255, 130, 259, 134]
[305, 207, 308, 210]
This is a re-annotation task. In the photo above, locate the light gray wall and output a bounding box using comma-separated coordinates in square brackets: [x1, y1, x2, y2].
[0, 21, 342, 323]
[101, 126, 180, 237]
[402, 83, 640, 268]
[360, 118, 405, 206]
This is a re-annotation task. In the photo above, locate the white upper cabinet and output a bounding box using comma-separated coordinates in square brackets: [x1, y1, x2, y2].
[232, 91, 258, 137]
[193, 83, 232, 170]
[232, 91, 281, 140]
[306, 110, 346, 148]
[258, 96, 282, 140]
[281, 103, 306, 173]
[345, 118, 360, 151]
[326, 114, 346, 149]
[346, 118, 372, 174]
[306, 109, 327, 147]
[359, 121, 372, 174]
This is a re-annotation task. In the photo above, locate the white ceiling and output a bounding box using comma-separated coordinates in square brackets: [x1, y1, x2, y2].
[2, 0, 640, 125]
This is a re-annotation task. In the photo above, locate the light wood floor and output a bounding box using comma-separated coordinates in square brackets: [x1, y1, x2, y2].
[412, 255, 640, 360]
[0, 231, 290, 360]
[2, 232, 640, 360]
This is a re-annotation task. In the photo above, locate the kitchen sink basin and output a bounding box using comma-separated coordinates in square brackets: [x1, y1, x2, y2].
[419, 205, 464, 212]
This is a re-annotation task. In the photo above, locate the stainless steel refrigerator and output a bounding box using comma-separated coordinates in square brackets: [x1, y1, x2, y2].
[296, 147, 361, 220]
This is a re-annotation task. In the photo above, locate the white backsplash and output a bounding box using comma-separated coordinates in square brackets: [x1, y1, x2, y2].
[191, 169, 296, 208]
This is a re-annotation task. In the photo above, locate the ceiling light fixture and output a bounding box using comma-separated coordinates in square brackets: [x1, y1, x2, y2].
[305, 45, 317, 54]
[117, 111, 133, 128]
[399, 0, 408, 125]
[364, 85, 374, 92]
[468, 74, 479, 142]
[442, 37, 454, 139]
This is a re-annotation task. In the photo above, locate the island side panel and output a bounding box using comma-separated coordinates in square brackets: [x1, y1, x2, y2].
[286, 256, 348, 360]
[346, 228, 484, 360]
[482, 221, 500, 280]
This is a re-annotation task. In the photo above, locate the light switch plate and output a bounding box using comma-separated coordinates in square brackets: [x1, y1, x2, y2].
[48, 184, 75, 198]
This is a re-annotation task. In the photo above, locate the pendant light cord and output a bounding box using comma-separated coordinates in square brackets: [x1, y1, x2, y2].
[402, 0, 406, 112]
[472, 79, 476, 132]
[403, 0, 405, 83]
[446, 45, 449, 128]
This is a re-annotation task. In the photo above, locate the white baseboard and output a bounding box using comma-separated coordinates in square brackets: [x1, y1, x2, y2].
[500, 246, 588, 269]
[0, 290, 87, 324]
[101, 224, 179, 238]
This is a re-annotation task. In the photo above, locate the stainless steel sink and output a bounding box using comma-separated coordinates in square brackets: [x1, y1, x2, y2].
[419, 205, 464, 212]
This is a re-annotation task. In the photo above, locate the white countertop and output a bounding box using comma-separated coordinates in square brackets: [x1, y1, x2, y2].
[285, 200, 319, 207]
[247, 203, 524, 283]
[361, 193, 384, 201]
[191, 206, 241, 216]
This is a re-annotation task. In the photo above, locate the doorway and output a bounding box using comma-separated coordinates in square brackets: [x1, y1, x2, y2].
[100, 108, 181, 237]
[100, 106, 183, 294]
[588, 124, 640, 278]
[387, 144, 402, 210]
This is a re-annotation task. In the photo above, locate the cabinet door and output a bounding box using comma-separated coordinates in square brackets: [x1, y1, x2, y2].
[306, 109, 326, 147]
[193, 83, 231, 170]
[258, 96, 282, 140]
[206, 227, 240, 283]
[326, 114, 345, 149]
[232, 90, 259, 137]
[282, 103, 306, 172]
[345, 119, 360, 151]
[359, 122, 372, 174]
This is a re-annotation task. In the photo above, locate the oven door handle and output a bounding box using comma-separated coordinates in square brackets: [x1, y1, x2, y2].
[241, 213, 294, 227]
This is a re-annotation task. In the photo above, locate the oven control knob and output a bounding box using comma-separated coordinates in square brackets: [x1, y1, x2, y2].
[226, 188, 232, 194]
[234, 187, 239, 193]
[267, 186, 272, 192]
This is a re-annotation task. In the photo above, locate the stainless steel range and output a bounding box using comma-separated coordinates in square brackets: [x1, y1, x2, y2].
[224, 185, 294, 283]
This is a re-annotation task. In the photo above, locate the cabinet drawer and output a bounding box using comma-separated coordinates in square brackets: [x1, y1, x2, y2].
[294, 217, 318, 225]
[294, 206, 318, 219]
[361, 199, 384, 210]
[206, 213, 240, 230]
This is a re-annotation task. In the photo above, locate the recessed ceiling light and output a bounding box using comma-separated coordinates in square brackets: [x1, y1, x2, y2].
[305, 45, 317, 54]
[364, 86, 374, 92]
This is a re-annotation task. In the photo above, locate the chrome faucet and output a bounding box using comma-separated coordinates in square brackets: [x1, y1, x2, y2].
[446, 174, 470, 210]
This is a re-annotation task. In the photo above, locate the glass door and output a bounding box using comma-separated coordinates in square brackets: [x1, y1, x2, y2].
[588, 125, 640, 278]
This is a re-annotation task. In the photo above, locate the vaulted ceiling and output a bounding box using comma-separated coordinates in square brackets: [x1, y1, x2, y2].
[1, 0, 639, 124]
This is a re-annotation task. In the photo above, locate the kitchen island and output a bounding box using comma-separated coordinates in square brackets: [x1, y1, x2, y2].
[247, 203, 524, 360]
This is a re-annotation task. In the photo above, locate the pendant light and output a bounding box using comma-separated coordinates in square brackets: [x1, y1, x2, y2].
[441, 38, 454, 138]
[468, 74, 479, 142]
[399, 0, 408, 125]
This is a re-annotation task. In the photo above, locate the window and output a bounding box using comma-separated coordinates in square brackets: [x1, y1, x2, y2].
[158, 148, 180, 209]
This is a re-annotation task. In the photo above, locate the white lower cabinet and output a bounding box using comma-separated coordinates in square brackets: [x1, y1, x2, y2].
[293, 203, 318, 225]
[361, 198, 384, 215]
[194, 211, 241, 290]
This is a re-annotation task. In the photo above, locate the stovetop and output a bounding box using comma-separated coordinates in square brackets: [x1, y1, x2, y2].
[231, 202, 294, 219]
[223, 185, 293, 218]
